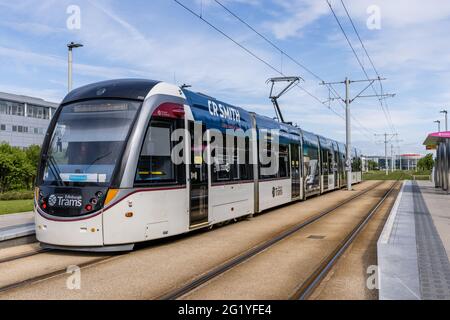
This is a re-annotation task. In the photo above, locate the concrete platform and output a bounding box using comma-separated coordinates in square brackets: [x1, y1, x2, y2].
[378, 181, 450, 300]
[0, 212, 35, 245]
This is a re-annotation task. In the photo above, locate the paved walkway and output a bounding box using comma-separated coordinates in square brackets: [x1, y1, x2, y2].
[378, 181, 450, 300]
[0, 212, 35, 242]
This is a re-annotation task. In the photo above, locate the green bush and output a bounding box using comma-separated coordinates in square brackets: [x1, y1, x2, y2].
[0, 143, 41, 193]
[413, 175, 432, 181]
[417, 154, 434, 171]
[0, 190, 34, 201]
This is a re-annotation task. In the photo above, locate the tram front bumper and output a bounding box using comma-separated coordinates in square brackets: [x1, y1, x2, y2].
[35, 210, 104, 247]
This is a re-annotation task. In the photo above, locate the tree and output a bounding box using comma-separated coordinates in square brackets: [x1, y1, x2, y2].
[0, 150, 15, 193]
[368, 160, 379, 171]
[25, 145, 41, 169]
[0, 143, 41, 192]
[417, 153, 434, 171]
[25, 145, 42, 187]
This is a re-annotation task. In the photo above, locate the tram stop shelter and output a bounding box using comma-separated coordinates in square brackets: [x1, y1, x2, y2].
[423, 131, 450, 192]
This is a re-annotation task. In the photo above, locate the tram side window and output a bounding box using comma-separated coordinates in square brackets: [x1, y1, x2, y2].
[135, 122, 180, 185]
[259, 139, 277, 180]
[232, 136, 252, 181]
[303, 141, 319, 177]
[351, 153, 357, 171]
[238, 137, 252, 181]
[324, 149, 334, 175]
[260, 142, 290, 180]
[332, 151, 338, 173]
[279, 145, 290, 178]
[352, 155, 362, 172]
[321, 148, 329, 176]
[212, 134, 231, 182]
[212, 135, 252, 183]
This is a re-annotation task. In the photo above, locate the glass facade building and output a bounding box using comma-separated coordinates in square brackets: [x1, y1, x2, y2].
[363, 154, 422, 171]
[0, 92, 58, 148]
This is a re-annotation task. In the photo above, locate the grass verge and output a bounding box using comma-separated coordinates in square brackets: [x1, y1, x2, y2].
[364, 170, 431, 181]
[0, 199, 34, 216]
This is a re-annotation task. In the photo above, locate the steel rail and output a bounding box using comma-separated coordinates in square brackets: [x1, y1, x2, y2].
[158, 180, 388, 300]
[0, 248, 50, 265]
[0, 181, 387, 297]
[0, 254, 123, 294]
[292, 179, 401, 300]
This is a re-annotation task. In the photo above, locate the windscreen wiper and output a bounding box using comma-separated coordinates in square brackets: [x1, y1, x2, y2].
[84, 151, 113, 173]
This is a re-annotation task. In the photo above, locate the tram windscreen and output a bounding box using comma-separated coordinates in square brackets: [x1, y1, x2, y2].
[42, 100, 140, 186]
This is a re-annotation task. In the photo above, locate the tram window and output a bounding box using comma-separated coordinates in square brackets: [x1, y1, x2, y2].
[233, 135, 251, 181]
[325, 150, 334, 175]
[259, 139, 277, 180]
[213, 135, 231, 182]
[279, 145, 289, 178]
[303, 140, 319, 178]
[215, 153, 231, 181]
[238, 137, 252, 181]
[135, 122, 177, 184]
[260, 142, 289, 180]
[351, 153, 359, 171]
[212, 135, 252, 183]
[321, 148, 328, 175]
[352, 155, 362, 172]
[232, 136, 240, 181]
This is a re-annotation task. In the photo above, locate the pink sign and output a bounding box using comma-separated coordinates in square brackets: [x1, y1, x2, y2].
[430, 131, 450, 138]
[424, 131, 450, 146]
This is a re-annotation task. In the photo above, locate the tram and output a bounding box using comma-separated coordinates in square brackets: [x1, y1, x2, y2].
[35, 79, 362, 251]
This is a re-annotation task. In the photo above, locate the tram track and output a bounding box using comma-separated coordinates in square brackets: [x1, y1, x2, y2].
[0, 254, 123, 294]
[0, 181, 389, 298]
[0, 248, 50, 265]
[157, 180, 390, 300]
[292, 179, 401, 300]
[0, 252, 125, 294]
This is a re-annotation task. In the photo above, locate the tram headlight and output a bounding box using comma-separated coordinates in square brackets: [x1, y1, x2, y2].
[104, 189, 119, 206]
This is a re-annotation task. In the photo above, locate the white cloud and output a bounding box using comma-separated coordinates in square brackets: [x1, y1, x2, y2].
[0, 46, 148, 79]
[265, 0, 330, 39]
[0, 84, 61, 103]
[0, 21, 65, 36]
[0, 0, 446, 156]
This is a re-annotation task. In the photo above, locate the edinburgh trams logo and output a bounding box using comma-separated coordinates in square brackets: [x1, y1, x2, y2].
[48, 194, 83, 208]
[48, 194, 58, 207]
[272, 186, 283, 198]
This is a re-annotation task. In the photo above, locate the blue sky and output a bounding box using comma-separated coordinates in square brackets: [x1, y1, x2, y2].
[1, 0, 449, 156]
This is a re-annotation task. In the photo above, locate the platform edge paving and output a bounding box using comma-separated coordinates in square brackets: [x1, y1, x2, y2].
[412, 181, 450, 300]
[378, 181, 421, 300]
[378, 180, 450, 300]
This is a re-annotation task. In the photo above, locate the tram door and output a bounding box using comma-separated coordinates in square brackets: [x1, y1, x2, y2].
[188, 121, 209, 227]
[291, 144, 301, 199]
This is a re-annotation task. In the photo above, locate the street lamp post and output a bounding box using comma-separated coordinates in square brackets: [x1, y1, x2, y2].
[67, 42, 83, 92]
[440, 110, 448, 131]
[434, 120, 441, 132]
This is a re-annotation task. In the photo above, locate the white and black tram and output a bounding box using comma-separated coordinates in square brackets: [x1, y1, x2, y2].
[35, 79, 362, 251]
